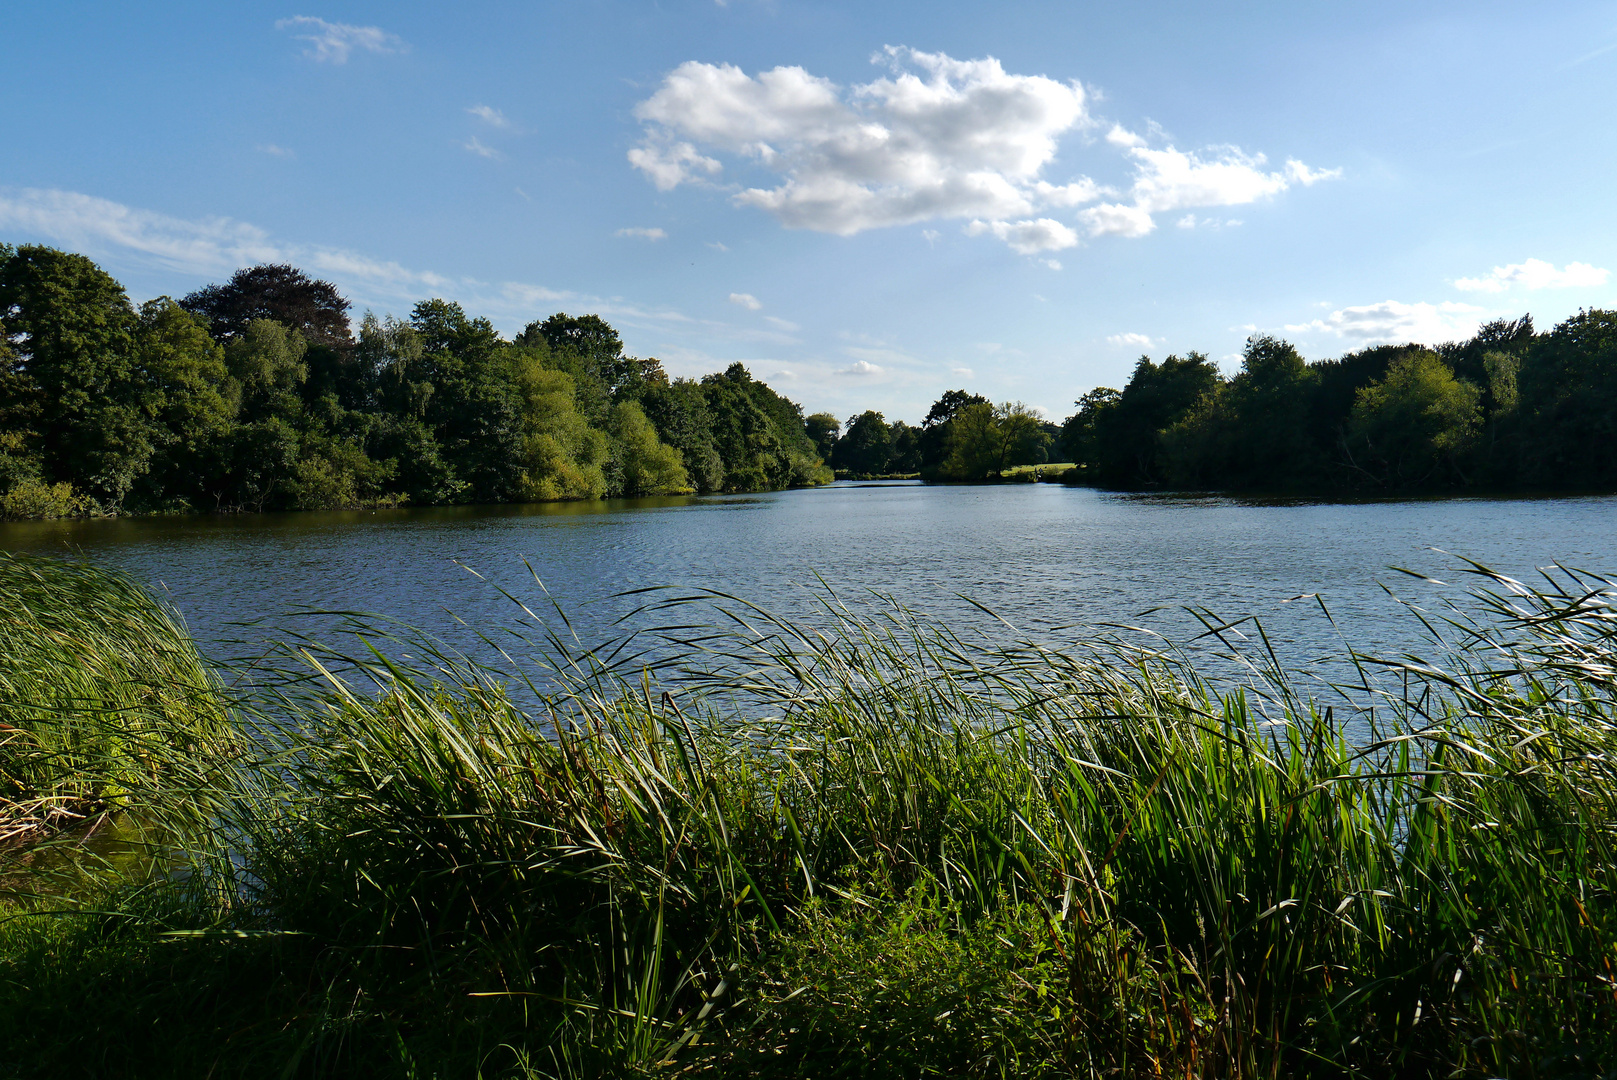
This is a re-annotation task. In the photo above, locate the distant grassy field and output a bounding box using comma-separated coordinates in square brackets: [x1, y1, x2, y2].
[4, 555, 1617, 1077]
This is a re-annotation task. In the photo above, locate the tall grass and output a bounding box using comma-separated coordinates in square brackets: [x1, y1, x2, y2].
[4, 558, 1617, 1077]
[0, 553, 231, 855]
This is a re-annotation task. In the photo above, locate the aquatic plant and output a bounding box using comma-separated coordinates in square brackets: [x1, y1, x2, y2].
[4, 558, 1617, 1077]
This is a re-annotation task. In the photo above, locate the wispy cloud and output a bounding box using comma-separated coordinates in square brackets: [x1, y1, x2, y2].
[467, 104, 510, 128]
[728, 291, 763, 310]
[0, 186, 707, 338]
[1454, 257, 1609, 293]
[706, 240, 729, 251]
[1107, 332, 1157, 348]
[764, 314, 798, 332]
[275, 16, 406, 64]
[462, 136, 503, 160]
[256, 143, 295, 158]
[616, 226, 668, 241]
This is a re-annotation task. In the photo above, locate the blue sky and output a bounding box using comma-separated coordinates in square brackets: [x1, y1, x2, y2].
[4, 2, 1615, 424]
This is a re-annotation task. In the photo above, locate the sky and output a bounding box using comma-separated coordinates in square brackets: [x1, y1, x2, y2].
[3, 2, 1616, 424]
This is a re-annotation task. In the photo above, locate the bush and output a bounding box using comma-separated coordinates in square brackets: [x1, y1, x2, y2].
[0, 479, 86, 519]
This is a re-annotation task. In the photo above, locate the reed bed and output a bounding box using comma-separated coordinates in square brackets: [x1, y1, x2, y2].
[3, 558, 1617, 1077]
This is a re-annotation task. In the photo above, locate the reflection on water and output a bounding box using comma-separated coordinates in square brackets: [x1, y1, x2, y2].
[3, 482, 1615, 686]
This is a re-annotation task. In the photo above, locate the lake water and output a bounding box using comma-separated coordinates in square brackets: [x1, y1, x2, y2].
[4, 481, 1615, 689]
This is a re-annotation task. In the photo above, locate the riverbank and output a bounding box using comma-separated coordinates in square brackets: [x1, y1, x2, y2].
[4, 552, 1617, 1077]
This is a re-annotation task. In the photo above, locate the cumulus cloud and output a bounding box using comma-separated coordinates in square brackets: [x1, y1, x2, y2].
[1080, 133, 1339, 239]
[964, 217, 1078, 254]
[1107, 332, 1156, 348]
[275, 16, 406, 63]
[630, 48, 1337, 257]
[1286, 300, 1486, 346]
[837, 359, 884, 377]
[1455, 258, 1609, 293]
[616, 227, 667, 241]
[631, 46, 1099, 247]
[462, 136, 502, 160]
[729, 291, 763, 309]
[627, 141, 723, 190]
[467, 104, 509, 127]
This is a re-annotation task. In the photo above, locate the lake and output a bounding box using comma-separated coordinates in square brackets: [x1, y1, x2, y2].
[4, 481, 1615, 688]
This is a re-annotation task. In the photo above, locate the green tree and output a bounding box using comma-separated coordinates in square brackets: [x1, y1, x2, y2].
[1515, 309, 1617, 487]
[1345, 350, 1481, 487]
[131, 298, 236, 507]
[609, 401, 689, 495]
[1093, 353, 1223, 486]
[1221, 336, 1318, 488]
[642, 379, 725, 493]
[0, 244, 150, 508]
[834, 410, 893, 476]
[805, 412, 841, 463]
[1059, 387, 1120, 467]
[512, 359, 608, 501]
[939, 402, 1046, 480]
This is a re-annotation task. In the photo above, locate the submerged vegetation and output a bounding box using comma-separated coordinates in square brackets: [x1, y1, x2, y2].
[5, 552, 1617, 1076]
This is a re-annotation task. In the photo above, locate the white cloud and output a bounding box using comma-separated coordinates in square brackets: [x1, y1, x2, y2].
[626, 141, 723, 190]
[1029, 405, 1050, 419]
[1286, 300, 1486, 345]
[467, 104, 510, 128]
[631, 46, 1098, 249]
[1079, 202, 1155, 238]
[0, 186, 674, 325]
[616, 226, 667, 241]
[275, 16, 406, 63]
[949, 366, 975, 379]
[463, 137, 502, 160]
[1454, 258, 1609, 293]
[729, 292, 763, 310]
[1042, 258, 1062, 271]
[706, 240, 729, 251]
[1107, 332, 1157, 347]
[0, 187, 282, 273]
[764, 314, 799, 331]
[631, 48, 1336, 257]
[922, 229, 940, 245]
[837, 359, 884, 376]
[256, 143, 295, 158]
[964, 217, 1079, 254]
[1080, 130, 1337, 239]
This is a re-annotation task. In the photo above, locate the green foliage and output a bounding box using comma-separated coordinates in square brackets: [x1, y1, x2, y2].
[0, 554, 228, 849]
[936, 401, 1048, 480]
[1057, 314, 1617, 494]
[1345, 348, 1482, 486]
[610, 400, 690, 495]
[0, 478, 85, 519]
[11, 559, 1617, 1075]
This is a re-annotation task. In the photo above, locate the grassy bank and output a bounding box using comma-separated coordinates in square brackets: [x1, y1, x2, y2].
[3, 559, 1617, 1077]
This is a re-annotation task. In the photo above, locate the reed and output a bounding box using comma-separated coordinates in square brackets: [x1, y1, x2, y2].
[4, 558, 1617, 1077]
[0, 552, 231, 855]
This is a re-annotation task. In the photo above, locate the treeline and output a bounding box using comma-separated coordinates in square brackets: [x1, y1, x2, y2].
[1061, 310, 1617, 492]
[808, 392, 1062, 481]
[0, 244, 830, 517]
